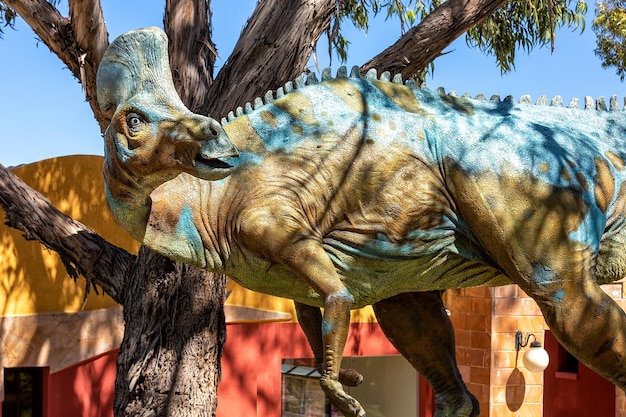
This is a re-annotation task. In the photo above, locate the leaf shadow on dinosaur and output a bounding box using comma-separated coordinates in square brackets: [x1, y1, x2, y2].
[96, 27, 626, 417]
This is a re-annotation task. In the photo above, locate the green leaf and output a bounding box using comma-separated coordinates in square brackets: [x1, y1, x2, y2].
[593, 0, 626, 80]
[466, 0, 587, 74]
[0, 3, 17, 39]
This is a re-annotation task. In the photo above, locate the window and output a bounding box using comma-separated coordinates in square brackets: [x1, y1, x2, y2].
[555, 342, 579, 380]
[2, 367, 44, 417]
[558, 347, 579, 373]
[282, 358, 332, 417]
[282, 356, 418, 417]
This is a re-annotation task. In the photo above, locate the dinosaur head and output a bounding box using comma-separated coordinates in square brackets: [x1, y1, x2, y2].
[97, 27, 238, 183]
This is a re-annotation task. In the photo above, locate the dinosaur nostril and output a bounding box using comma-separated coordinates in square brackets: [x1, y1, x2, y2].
[207, 120, 221, 138]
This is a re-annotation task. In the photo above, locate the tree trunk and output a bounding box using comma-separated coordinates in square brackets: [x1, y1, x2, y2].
[114, 247, 226, 417]
[164, 0, 217, 114]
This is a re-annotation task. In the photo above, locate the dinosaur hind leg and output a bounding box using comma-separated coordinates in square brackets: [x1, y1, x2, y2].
[373, 291, 479, 417]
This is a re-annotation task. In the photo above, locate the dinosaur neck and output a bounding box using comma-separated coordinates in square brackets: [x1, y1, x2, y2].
[102, 144, 159, 242]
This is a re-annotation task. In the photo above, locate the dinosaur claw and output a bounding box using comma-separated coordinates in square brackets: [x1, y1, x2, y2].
[339, 368, 363, 387]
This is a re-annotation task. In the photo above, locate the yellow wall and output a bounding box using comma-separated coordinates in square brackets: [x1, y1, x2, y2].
[0, 155, 139, 315]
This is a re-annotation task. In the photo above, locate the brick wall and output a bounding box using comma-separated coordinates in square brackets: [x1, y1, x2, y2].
[446, 285, 547, 417]
[447, 280, 625, 417]
[490, 285, 546, 417]
[617, 390, 626, 417]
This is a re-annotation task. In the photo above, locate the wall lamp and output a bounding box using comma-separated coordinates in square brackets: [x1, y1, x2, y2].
[515, 330, 550, 372]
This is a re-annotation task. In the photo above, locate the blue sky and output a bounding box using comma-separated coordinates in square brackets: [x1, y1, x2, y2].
[0, 1, 623, 167]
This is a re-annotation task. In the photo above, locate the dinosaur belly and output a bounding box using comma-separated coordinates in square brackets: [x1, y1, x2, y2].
[322, 231, 509, 308]
[224, 227, 508, 309]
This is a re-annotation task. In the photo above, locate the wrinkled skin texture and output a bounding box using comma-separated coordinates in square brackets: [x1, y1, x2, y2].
[98, 28, 626, 417]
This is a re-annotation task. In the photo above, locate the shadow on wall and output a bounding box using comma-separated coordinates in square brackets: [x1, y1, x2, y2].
[506, 368, 525, 411]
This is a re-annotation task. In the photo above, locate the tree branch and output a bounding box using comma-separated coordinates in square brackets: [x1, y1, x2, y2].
[0, 164, 132, 304]
[69, 0, 108, 68]
[2, 0, 75, 72]
[362, 0, 508, 78]
[69, 0, 109, 109]
[164, 0, 216, 114]
[206, 0, 335, 117]
[5, 0, 110, 130]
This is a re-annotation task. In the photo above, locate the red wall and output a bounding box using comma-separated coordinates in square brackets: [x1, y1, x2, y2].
[2, 322, 432, 416]
[543, 331, 615, 417]
[46, 350, 118, 417]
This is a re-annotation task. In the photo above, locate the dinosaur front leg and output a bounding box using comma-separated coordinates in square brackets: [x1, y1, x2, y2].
[284, 239, 364, 417]
[295, 301, 364, 386]
[373, 291, 479, 417]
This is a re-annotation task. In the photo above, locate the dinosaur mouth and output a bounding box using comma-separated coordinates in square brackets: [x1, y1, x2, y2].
[195, 155, 232, 169]
[171, 139, 237, 181]
[193, 155, 235, 180]
[195, 135, 239, 180]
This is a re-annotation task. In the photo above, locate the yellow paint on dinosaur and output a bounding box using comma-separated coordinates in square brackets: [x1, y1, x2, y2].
[325, 79, 366, 114]
[595, 157, 615, 213]
[439, 94, 475, 115]
[606, 151, 625, 171]
[260, 110, 277, 128]
[372, 80, 427, 115]
[272, 91, 318, 125]
[223, 115, 265, 153]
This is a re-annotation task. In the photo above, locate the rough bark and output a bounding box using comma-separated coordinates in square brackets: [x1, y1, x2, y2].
[114, 247, 226, 417]
[362, 0, 508, 78]
[69, 0, 109, 104]
[206, 0, 335, 117]
[164, 0, 216, 114]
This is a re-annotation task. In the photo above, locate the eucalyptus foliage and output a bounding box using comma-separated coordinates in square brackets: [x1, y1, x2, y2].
[331, 0, 443, 62]
[0, 3, 16, 38]
[467, 0, 587, 73]
[593, 0, 626, 80]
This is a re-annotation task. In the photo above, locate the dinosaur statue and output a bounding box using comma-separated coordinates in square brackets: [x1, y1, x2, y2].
[96, 27, 626, 417]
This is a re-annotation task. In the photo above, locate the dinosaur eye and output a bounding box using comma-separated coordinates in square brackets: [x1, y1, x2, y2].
[126, 113, 143, 133]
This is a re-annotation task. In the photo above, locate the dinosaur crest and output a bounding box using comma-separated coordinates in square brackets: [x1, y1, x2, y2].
[221, 66, 626, 127]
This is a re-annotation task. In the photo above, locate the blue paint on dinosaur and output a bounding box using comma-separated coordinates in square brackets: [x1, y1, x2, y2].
[554, 289, 565, 302]
[533, 264, 556, 286]
[176, 205, 204, 263]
